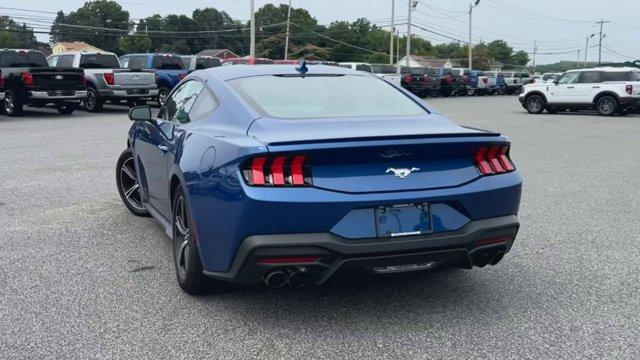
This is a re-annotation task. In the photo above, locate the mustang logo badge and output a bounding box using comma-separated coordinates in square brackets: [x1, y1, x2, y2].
[386, 167, 420, 179]
[380, 149, 411, 159]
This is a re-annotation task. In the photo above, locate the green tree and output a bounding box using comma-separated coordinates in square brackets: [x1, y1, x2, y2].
[55, 0, 131, 52]
[486, 40, 513, 64]
[50, 11, 68, 43]
[510, 50, 530, 66]
[118, 35, 151, 54]
[0, 16, 37, 48]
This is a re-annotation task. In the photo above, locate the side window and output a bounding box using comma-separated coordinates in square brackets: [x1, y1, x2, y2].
[579, 71, 603, 84]
[355, 64, 372, 73]
[58, 55, 75, 67]
[126, 56, 148, 69]
[120, 57, 130, 68]
[47, 56, 59, 66]
[189, 88, 219, 122]
[557, 72, 580, 84]
[160, 80, 205, 124]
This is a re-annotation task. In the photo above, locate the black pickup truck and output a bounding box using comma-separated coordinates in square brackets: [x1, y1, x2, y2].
[1, 49, 86, 116]
[401, 66, 442, 98]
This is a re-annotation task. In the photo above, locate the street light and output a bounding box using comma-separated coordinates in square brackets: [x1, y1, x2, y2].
[584, 33, 595, 67]
[406, 0, 418, 67]
[468, 0, 480, 70]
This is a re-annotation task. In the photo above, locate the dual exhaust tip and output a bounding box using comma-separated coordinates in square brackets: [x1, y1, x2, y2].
[474, 250, 505, 268]
[263, 268, 308, 289]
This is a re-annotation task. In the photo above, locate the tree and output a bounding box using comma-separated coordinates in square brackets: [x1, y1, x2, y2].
[486, 40, 513, 64]
[510, 50, 530, 66]
[50, 11, 68, 43]
[291, 44, 329, 60]
[118, 35, 151, 54]
[0, 16, 37, 48]
[56, 0, 131, 52]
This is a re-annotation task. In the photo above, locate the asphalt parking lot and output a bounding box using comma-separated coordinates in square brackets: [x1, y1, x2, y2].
[1, 96, 639, 359]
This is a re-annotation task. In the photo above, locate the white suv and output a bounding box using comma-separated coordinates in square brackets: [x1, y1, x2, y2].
[519, 67, 640, 116]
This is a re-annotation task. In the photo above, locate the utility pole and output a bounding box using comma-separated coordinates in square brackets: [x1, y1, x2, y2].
[390, 0, 395, 65]
[595, 20, 609, 64]
[577, 50, 581, 68]
[406, 0, 413, 67]
[284, 0, 292, 60]
[468, 0, 480, 70]
[584, 33, 594, 67]
[532, 40, 537, 74]
[396, 28, 400, 68]
[249, 0, 256, 58]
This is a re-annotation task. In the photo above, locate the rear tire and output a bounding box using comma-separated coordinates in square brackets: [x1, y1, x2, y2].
[116, 148, 149, 217]
[84, 87, 103, 112]
[172, 187, 211, 295]
[525, 95, 545, 114]
[3, 91, 23, 117]
[596, 96, 617, 116]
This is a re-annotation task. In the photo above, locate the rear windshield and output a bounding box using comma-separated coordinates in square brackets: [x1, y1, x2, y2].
[603, 71, 640, 81]
[79, 54, 120, 69]
[0, 51, 47, 67]
[371, 64, 397, 74]
[152, 55, 184, 70]
[229, 74, 426, 119]
[196, 57, 221, 69]
[182, 57, 192, 69]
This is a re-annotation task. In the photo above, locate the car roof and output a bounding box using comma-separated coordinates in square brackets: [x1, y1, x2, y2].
[567, 67, 639, 73]
[200, 64, 364, 81]
[53, 51, 117, 56]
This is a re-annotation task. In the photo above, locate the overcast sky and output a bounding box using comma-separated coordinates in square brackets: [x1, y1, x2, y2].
[4, 0, 639, 65]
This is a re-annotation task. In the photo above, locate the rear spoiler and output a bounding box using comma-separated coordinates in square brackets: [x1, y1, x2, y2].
[263, 131, 502, 147]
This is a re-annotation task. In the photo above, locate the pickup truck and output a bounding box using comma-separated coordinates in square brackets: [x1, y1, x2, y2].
[48, 51, 158, 112]
[484, 72, 506, 95]
[1, 49, 86, 116]
[181, 55, 221, 72]
[500, 71, 531, 95]
[519, 67, 640, 116]
[370, 64, 402, 87]
[400, 66, 441, 97]
[436, 68, 464, 97]
[119, 53, 188, 105]
[450, 68, 478, 96]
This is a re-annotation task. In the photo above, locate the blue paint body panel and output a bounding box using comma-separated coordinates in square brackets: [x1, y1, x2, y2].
[126, 64, 523, 273]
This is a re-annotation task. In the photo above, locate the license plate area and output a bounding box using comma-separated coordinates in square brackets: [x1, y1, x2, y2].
[375, 203, 431, 238]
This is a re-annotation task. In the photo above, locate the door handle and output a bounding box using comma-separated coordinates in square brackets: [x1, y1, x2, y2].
[592, 86, 600, 89]
[157, 145, 168, 152]
[566, 86, 574, 89]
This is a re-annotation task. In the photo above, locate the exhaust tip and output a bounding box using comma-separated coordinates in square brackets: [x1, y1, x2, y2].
[287, 270, 308, 289]
[490, 251, 505, 265]
[264, 270, 287, 288]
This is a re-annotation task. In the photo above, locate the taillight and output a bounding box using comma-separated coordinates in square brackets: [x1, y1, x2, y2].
[444, 75, 453, 85]
[626, 84, 633, 95]
[482, 77, 488, 84]
[403, 75, 413, 84]
[0, 75, 4, 88]
[103, 73, 114, 85]
[21, 72, 33, 86]
[243, 155, 311, 186]
[474, 145, 515, 176]
[178, 73, 187, 81]
[80, 74, 86, 86]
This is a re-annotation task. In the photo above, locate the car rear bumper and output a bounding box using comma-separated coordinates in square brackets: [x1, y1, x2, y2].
[203, 215, 519, 285]
[0, 92, 4, 101]
[618, 96, 640, 106]
[29, 90, 87, 100]
[98, 88, 159, 98]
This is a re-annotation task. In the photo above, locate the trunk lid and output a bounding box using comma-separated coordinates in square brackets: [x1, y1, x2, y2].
[113, 69, 156, 86]
[29, 67, 84, 90]
[247, 115, 503, 193]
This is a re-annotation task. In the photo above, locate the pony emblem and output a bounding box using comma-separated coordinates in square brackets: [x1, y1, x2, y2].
[386, 167, 420, 179]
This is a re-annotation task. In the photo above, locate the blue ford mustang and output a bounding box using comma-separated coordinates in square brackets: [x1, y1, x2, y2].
[116, 63, 522, 294]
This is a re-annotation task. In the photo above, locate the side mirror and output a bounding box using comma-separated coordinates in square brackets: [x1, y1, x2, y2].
[129, 105, 153, 122]
[553, 79, 559, 85]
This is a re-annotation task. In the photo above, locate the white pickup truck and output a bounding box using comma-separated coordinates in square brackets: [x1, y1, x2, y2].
[339, 62, 402, 87]
[519, 67, 640, 116]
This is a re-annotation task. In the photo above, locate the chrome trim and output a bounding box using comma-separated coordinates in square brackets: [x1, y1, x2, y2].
[29, 90, 87, 99]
